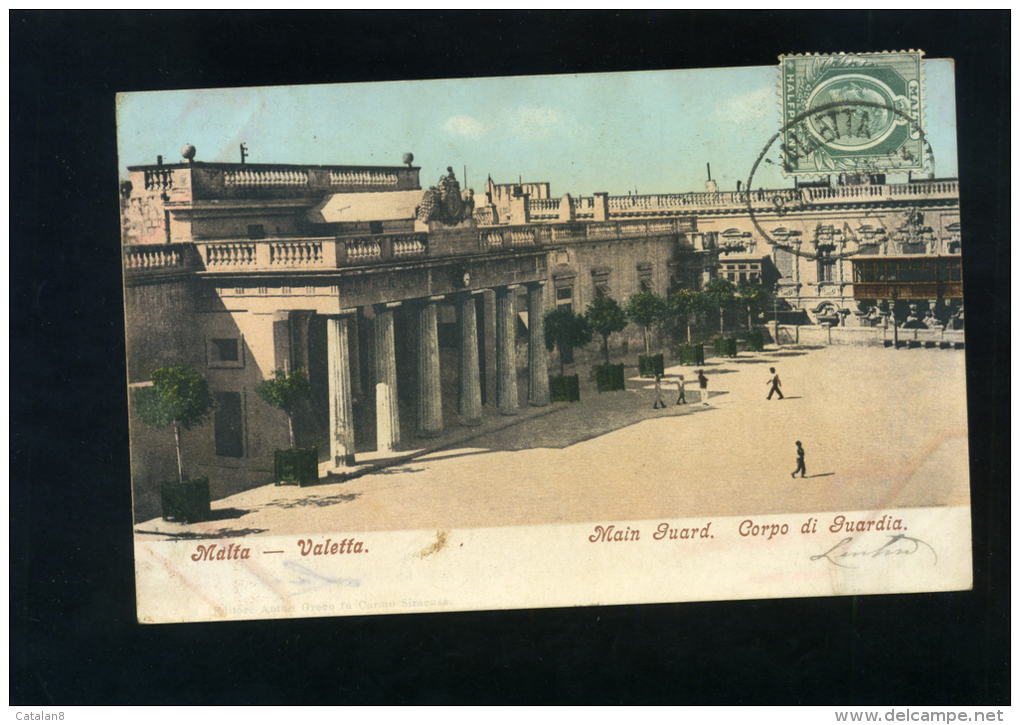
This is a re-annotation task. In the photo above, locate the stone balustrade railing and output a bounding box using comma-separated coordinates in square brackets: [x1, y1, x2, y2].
[122, 244, 192, 271]
[224, 168, 309, 188]
[269, 239, 327, 266]
[185, 233, 430, 272]
[801, 180, 959, 202]
[124, 217, 690, 281]
[143, 168, 174, 191]
[528, 198, 560, 211]
[127, 162, 420, 200]
[329, 169, 400, 188]
[535, 180, 958, 218]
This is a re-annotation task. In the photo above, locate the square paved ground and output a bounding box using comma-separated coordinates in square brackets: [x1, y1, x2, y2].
[136, 345, 970, 540]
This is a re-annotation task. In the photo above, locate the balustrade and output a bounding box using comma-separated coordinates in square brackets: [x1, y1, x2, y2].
[223, 168, 309, 187]
[482, 231, 505, 249]
[329, 169, 400, 188]
[344, 239, 383, 262]
[392, 235, 427, 258]
[203, 242, 257, 268]
[143, 168, 173, 191]
[269, 239, 326, 266]
[123, 245, 186, 270]
[509, 229, 536, 247]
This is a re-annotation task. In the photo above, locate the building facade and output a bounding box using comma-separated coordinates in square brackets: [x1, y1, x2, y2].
[122, 151, 962, 519]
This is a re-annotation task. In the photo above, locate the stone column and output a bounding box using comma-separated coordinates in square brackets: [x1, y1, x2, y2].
[372, 304, 401, 451]
[457, 293, 483, 426]
[347, 313, 363, 401]
[480, 290, 497, 406]
[496, 286, 519, 415]
[416, 299, 444, 437]
[526, 282, 550, 406]
[288, 311, 313, 372]
[326, 315, 356, 468]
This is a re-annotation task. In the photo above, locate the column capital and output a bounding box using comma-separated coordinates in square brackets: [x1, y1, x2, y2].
[328, 308, 359, 318]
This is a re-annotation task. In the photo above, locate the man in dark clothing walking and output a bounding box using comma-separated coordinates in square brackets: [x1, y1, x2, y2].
[766, 366, 784, 400]
[791, 441, 806, 478]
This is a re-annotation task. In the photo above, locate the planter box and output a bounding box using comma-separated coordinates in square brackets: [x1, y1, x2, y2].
[676, 344, 705, 366]
[713, 337, 738, 358]
[595, 363, 626, 392]
[160, 477, 210, 523]
[549, 374, 581, 402]
[745, 328, 766, 352]
[638, 353, 665, 378]
[275, 447, 319, 486]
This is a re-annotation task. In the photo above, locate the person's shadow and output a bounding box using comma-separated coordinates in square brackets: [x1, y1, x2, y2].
[803, 472, 835, 478]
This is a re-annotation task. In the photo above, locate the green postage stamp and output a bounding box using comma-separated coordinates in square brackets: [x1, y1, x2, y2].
[779, 51, 925, 175]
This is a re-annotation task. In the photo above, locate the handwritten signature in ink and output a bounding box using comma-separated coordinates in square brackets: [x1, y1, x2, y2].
[810, 534, 938, 569]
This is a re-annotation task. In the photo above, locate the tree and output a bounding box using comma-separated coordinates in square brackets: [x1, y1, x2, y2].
[669, 288, 709, 343]
[703, 277, 737, 335]
[585, 294, 628, 366]
[736, 280, 771, 331]
[543, 307, 592, 376]
[625, 290, 667, 354]
[134, 366, 214, 485]
[255, 369, 312, 448]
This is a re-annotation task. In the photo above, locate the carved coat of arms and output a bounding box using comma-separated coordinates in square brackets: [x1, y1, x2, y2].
[417, 167, 474, 225]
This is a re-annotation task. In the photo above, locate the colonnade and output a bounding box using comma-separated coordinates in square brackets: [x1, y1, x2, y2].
[324, 282, 549, 470]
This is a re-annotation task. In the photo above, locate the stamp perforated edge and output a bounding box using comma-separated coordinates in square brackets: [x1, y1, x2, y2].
[776, 50, 927, 177]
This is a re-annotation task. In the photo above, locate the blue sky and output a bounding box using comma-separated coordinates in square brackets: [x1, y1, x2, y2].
[116, 59, 958, 196]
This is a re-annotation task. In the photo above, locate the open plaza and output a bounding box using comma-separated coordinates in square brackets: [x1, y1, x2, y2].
[134, 343, 969, 540]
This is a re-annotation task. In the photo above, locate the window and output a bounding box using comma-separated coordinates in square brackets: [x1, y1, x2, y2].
[208, 337, 244, 368]
[591, 269, 611, 298]
[817, 259, 835, 283]
[214, 392, 244, 458]
[213, 338, 238, 362]
[369, 221, 383, 234]
[556, 286, 573, 301]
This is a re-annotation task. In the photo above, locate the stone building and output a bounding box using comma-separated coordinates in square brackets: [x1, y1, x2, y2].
[122, 149, 961, 519]
[517, 174, 963, 327]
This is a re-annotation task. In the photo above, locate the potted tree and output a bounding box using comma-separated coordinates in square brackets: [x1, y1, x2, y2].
[737, 280, 770, 351]
[543, 307, 591, 402]
[255, 369, 318, 486]
[704, 277, 738, 356]
[585, 294, 628, 392]
[669, 289, 708, 365]
[626, 290, 667, 377]
[134, 365, 215, 523]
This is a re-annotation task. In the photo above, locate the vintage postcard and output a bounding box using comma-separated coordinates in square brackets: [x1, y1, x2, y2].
[120, 53, 970, 624]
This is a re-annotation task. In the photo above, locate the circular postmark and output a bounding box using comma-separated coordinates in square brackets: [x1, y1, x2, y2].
[743, 98, 936, 262]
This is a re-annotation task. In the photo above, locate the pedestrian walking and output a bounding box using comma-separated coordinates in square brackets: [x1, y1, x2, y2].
[790, 441, 806, 478]
[652, 374, 667, 409]
[675, 375, 687, 405]
[697, 369, 710, 405]
[766, 366, 784, 400]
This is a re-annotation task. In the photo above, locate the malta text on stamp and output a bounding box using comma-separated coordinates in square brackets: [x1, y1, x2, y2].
[779, 51, 925, 175]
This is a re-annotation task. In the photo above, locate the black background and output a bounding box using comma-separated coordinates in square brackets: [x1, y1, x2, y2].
[11, 11, 1010, 705]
